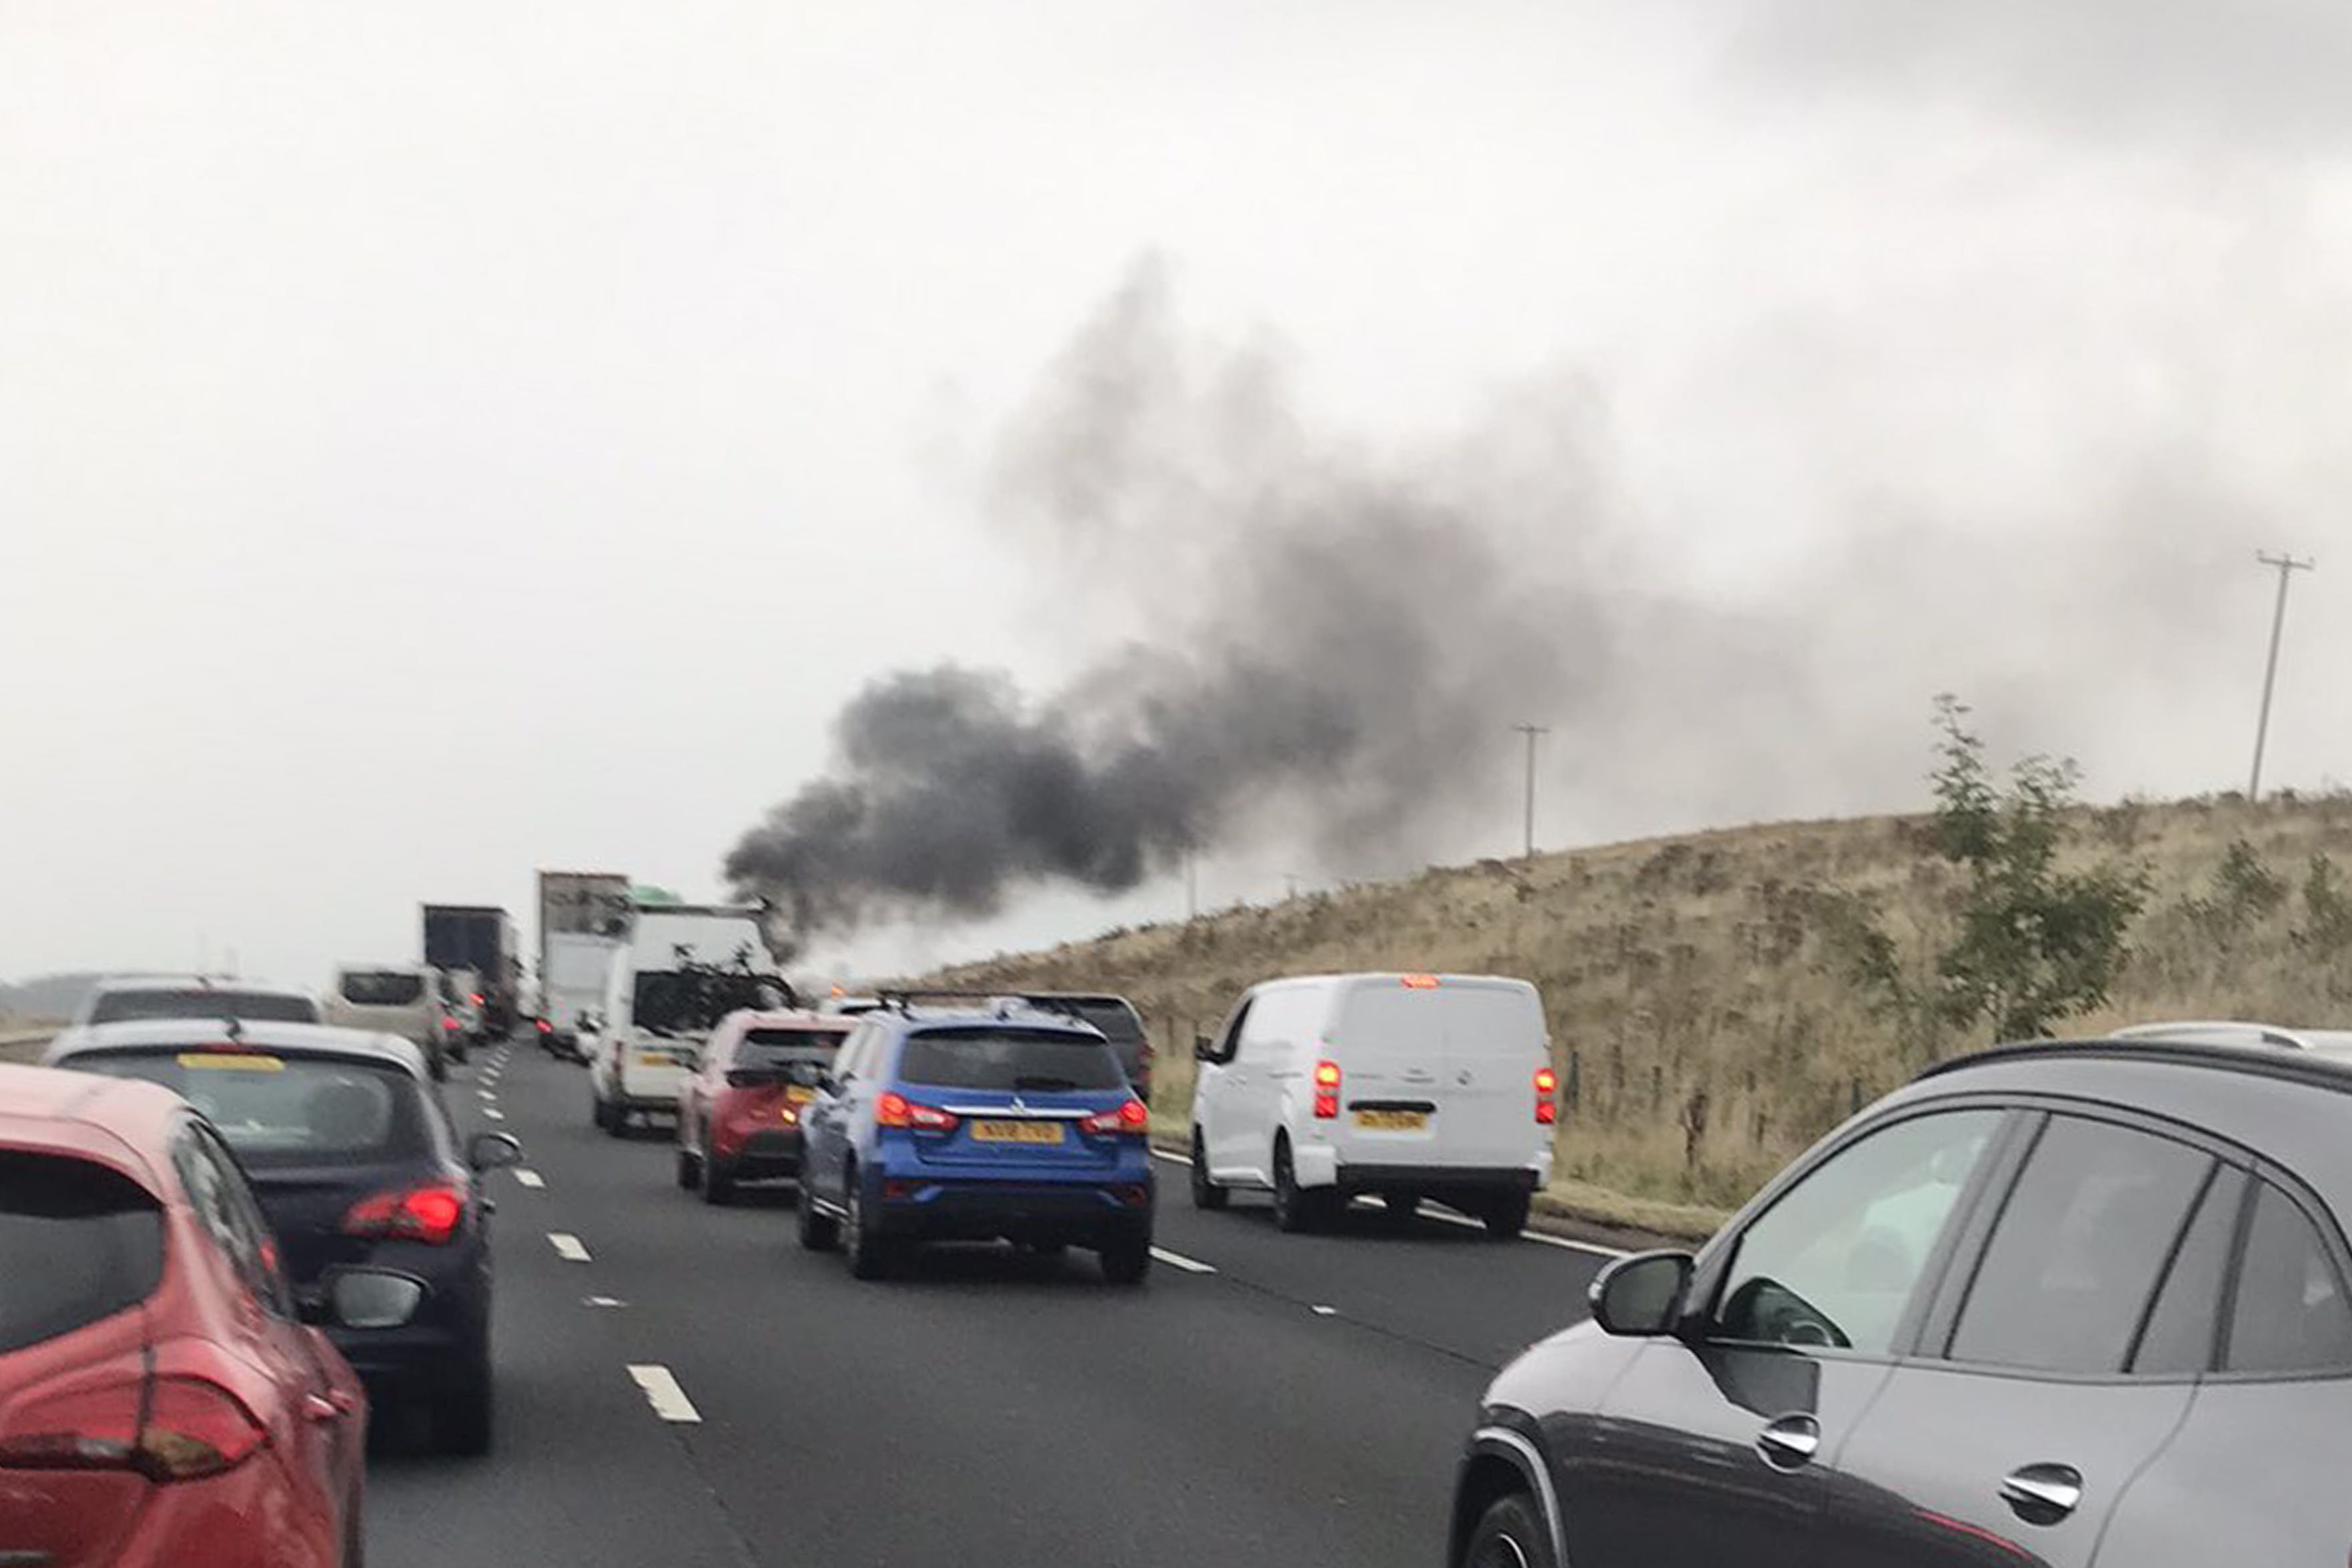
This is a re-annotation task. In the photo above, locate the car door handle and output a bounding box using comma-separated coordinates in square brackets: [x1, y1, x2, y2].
[1755, 1413, 1822, 1469]
[304, 1391, 356, 1423]
[2000, 1463, 2084, 1523]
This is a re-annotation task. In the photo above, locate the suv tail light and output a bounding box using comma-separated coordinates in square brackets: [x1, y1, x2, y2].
[1081, 1098, 1150, 1136]
[342, 1182, 467, 1244]
[470, 993, 485, 1006]
[1312, 1060, 1341, 1120]
[0, 1375, 267, 1482]
[875, 1092, 957, 1132]
[1535, 1066, 1559, 1126]
[441, 1016, 461, 1032]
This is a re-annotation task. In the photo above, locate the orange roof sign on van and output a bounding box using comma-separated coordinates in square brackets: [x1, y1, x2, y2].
[1401, 973, 1440, 989]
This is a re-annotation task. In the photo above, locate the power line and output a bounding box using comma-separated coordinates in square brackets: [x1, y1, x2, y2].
[2250, 551, 2316, 800]
[1512, 723, 1551, 859]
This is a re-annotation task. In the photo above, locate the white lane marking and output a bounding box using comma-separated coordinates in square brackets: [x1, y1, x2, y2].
[477, 1090, 497, 1102]
[1148, 1142, 1629, 1258]
[549, 1232, 591, 1262]
[585, 1294, 625, 1308]
[627, 1364, 702, 1423]
[1311, 1304, 1338, 1316]
[514, 1169, 545, 1188]
[1150, 1246, 1216, 1274]
[1421, 1205, 1629, 1259]
[482, 1108, 506, 1121]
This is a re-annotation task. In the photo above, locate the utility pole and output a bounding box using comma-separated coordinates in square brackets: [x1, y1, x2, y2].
[1512, 723, 1551, 859]
[2250, 551, 2316, 800]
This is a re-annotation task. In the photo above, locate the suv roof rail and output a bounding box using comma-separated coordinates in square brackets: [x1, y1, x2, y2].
[1919, 1036, 2352, 1095]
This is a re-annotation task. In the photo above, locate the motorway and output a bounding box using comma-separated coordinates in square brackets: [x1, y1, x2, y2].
[368, 1036, 1616, 1568]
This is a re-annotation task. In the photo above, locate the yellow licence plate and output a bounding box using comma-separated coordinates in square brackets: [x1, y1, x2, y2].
[969, 1120, 1066, 1145]
[637, 1051, 675, 1067]
[177, 1052, 284, 1072]
[1354, 1108, 1429, 1132]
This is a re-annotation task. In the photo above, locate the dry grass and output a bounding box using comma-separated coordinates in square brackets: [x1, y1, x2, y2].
[936, 793, 2352, 1216]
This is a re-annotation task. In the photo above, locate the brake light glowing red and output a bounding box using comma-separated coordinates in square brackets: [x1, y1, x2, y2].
[342, 1182, 466, 1244]
[875, 1092, 957, 1132]
[441, 1017, 460, 1031]
[1313, 1059, 1341, 1119]
[1082, 1098, 1151, 1136]
[1535, 1066, 1559, 1126]
[0, 1376, 267, 1482]
[470, 993, 484, 1006]
[535, 1018, 552, 1033]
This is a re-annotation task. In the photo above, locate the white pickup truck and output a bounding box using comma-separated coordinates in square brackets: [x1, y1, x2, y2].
[586, 904, 789, 1135]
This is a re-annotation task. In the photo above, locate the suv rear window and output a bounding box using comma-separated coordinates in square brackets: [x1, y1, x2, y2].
[339, 971, 424, 1006]
[91, 988, 319, 1025]
[0, 1152, 165, 1354]
[67, 1054, 436, 1169]
[1047, 998, 1144, 1046]
[897, 1029, 1126, 1092]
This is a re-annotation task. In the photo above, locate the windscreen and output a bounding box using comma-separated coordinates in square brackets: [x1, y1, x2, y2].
[0, 1152, 165, 1354]
[339, 971, 425, 1007]
[90, 988, 320, 1025]
[739, 1028, 845, 1076]
[634, 969, 788, 1036]
[897, 1029, 1125, 1092]
[69, 1052, 435, 1169]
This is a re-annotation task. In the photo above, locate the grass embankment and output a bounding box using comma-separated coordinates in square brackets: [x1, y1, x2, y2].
[939, 793, 2352, 1239]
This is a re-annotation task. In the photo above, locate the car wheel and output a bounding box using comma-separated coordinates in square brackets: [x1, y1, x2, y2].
[1189, 1129, 1228, 1211]
[843, 1167, 896, 1280]
[591, 1094, 610, 1131]
[796, 1182, 839, 1251]
[675, 1146, 700, 1190]
[1098, 1234, 1151, 1286]
[1483, 1192, 1531, 1241]
[432, 1375, 494, 1458]
[1465, 1491, 1555, 1568]
[1272, 1137, 1318, 1234]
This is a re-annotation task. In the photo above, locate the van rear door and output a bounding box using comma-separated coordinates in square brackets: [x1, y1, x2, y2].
[1331, 977, 1544, 1170]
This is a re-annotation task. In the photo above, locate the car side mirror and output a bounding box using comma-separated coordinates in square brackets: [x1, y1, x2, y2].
[297, 1292, 333, 1326]
[1192, 1034, 1216, 1062]
[1589, 1250, 1695, 1337]
[468, 1130, 524, 1172]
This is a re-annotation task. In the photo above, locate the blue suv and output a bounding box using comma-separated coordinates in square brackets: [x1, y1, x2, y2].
[795, 1003, 1156, 1283]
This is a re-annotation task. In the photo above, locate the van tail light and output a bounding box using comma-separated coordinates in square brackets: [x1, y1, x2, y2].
[1312, 1060, 1341, 1119]
[1535, 1066, 1559, 1126]
[1081, 1098, 1151, 1136]
[342, 1181, 467, 1244]
[0, 1375, 267, 1482]
[875, 1092, 957, 1132]
[441, 1017, 461, 1032]
[470, 993, 485, 1006]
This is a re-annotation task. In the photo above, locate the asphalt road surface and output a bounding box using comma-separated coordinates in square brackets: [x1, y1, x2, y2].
[366, 1036, 1615, 1567]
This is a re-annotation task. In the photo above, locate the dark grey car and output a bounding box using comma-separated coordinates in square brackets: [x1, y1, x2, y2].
[1450, 1038, 2352, 1567]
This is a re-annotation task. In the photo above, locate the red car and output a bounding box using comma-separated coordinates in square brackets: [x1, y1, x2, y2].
[0, 1064, 367, 1568]
[675, 1010, 852, 1203]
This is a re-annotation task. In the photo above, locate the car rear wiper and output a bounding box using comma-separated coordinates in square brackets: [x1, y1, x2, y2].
[1012, 1075, 1082, 1092]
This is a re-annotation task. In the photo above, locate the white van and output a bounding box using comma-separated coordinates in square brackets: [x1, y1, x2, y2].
[589, 903, 787, 1135]
[324, 963, 451, 1078]
[1188, 972, 1555, 1236]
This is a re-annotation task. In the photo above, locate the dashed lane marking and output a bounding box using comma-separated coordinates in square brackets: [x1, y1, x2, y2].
[549, 1232, 591, 1262]
[627, 1364, 702, 1423]
[1150, 1246, 1217, 1274]
[515, 1170, 545, 1189]
[482, 1108, 506, 1121]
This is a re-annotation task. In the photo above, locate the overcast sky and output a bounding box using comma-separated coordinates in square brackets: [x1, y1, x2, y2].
[6, 2, 2351, 990]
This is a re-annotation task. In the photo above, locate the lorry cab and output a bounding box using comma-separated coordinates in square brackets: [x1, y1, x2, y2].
[1188, 972, 1555, 1236]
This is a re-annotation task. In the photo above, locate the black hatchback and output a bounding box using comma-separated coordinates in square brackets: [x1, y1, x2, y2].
[46, 1018, 522, 1454]
[1450, 1037, 2352, 1568]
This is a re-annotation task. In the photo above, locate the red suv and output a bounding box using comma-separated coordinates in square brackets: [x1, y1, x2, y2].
[675, 1010, 852, 1203]
[0, 1064, 367, 1568]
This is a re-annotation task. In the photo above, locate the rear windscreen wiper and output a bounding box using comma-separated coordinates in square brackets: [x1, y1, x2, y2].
[1012, 1075, 1082, 1092]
